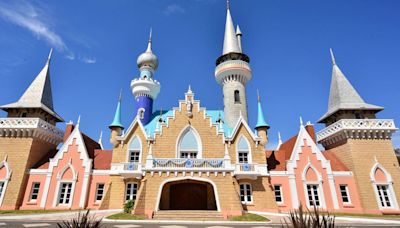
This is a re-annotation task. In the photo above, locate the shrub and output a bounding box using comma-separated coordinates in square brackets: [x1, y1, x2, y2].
[282, 204, 336, 228]
[124, 199, 135, 214]
[57, 210, 102, 228]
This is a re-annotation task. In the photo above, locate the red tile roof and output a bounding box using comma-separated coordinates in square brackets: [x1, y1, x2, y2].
[322, 151, 349, 171]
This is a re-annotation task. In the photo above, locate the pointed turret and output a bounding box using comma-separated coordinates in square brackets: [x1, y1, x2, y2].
[255, 90, 269, 146]
[109, 92, 123, 148]
[0, 49, 63, 123]
[223, 2, 241, 55]
[318, 49, 383, 124]
[215, 1, 252, 128]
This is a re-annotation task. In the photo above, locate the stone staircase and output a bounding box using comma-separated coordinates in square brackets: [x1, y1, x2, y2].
[153, 210, 225, 221]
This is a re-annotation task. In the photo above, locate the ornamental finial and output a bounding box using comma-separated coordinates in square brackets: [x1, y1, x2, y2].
[257, 89, 260, 102]
[227, 0, 230, 10]
[299, 116, 304, 127]
[330, 48, 336, 66]
[47, 48, 53, 65]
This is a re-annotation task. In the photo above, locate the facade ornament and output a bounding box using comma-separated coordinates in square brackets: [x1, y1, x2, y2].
[186, 100, 193, 117]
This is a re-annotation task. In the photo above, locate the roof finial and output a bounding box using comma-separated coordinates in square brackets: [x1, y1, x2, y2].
[119, 88, 122, 102]
[47, 48, 53, 65]
[299, 116, 304, 127]
[146, 28, 153, 52]
[98, 131, 104, 149]
[276, 131, 283, 150]
[187, 85, 192, 94]
[330, 48, 336, 66]
[76, 115, 81, 128]
[257, 89, 260, 102]
[227, 0, 230, 10]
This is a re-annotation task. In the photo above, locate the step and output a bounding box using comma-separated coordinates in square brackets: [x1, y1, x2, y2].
[153, 210, 224, 221]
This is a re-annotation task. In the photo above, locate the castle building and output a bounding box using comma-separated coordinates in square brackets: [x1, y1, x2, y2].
[0, 2, 399, 219]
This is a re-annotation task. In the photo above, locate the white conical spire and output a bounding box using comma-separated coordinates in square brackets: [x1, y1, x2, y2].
[318, 49, 383, 123]
[146, 28, 153, 53]
[222, 0, 241, 55]
[0, 49, 63, 122]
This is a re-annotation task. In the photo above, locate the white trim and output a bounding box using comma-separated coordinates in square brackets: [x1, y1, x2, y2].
[29, 169, 48, 174]
[339, 184, 352, 205]
[54, 181, 75, 207]
[289, 175, 299, 208]
[236, 135, 252, 164]
[154, 177, 221, 212]
[370, 162, 399, 210]
[239, 182, 253, 204]
[127, 135, 143, 163]
[28, 182, 41, 203]
[273, 184, 284, 204]
[95, 183, 105, 203]
[0, 159, 12, 207]
[226, 116, 260, 141]
[175, 126, 202, 159]
[125, 182, 138, 202]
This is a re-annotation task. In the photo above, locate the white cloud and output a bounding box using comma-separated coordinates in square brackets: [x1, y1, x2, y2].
[81, 56, 96, 64]
[164, 4, 186, 15]
[0, 1, 66, 51]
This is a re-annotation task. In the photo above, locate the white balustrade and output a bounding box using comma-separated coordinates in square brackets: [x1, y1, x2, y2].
[317, 119, 396, 142]
[152, 158, 225, 169]
[235, 163, 256, 172]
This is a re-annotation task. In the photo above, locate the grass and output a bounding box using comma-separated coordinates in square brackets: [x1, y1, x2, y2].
[0, 209, 78, 215]
[230, 213, 269, 222]
[329, 212, 400, 220]
[106, 213, 145, 220]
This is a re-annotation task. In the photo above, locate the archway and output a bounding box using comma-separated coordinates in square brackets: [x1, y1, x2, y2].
[159, 179, 217, 210]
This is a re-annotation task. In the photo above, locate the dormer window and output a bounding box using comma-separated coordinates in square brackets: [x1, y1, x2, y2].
[237, 136, 251, 164]
[128, 137, 141, 163]
[178, 128, 200, 159]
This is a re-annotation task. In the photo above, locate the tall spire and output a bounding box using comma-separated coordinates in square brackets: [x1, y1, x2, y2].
[222, 0, 241, 55]
[109, 91, 124, 129]
[318, 49, 383, 123]
[255, 89, 269, 129]
[0, 49, 63, 122]
[146, 28, 153, 53]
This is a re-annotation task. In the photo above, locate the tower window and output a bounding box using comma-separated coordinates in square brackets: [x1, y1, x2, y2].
[234, 90, 240, 103]
[21, 112, 27, 117]
[138, 108, 145, 119]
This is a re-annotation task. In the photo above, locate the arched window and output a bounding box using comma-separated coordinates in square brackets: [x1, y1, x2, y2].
[128, 137, 141, 163]
[237, 136, 250, 164]
[371, 164, 398, 209]
[234, 90, 240, 103]
[138, 108, 145, 120]
[178, 128, 200, 158]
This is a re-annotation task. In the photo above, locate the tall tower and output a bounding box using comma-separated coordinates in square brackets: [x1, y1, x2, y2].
[131, 29, 161, 125]
[0, 50, 64, 209]
[316, 49, 400, 213]
[215, 2, 252, 128]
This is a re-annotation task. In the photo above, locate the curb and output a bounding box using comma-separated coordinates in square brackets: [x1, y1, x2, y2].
[0, 209, 122, 220]
[102, 218, 271, 225]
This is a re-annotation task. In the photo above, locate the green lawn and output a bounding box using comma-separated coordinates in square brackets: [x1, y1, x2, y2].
[106, 213, 145, 220]
[330, 212, 400, 220]
[0, 209, 77, 215]
[230, 213, 269, 222]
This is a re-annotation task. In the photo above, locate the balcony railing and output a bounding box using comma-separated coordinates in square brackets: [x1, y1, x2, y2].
[317, 119, 397, 142]
[235, 163, 256, 172]
[152, 158, 225, 169]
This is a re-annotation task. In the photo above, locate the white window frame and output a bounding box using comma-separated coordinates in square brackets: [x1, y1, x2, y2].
[236, 136, 252, 164]
[127, 136, 142, 164]
[370, 163, 399, 210]
[125, 182, 138, 202]
[0, 160, 12, 207]
[239, 183, 253, 204]
[306, 184, 321, 207]
[29, 182, 41, 202]
[376, 184, 393, 208]
[339, 185, 351, 205]
[57, 181, 74, 206]
[176, 126, 202, 159]
[95, 183, 105, 203]
[274, 185, 283, 204]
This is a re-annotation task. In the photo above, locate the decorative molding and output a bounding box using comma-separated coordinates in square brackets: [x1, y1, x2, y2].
[0, 118, 63, 144]
[317, 119, 397, 146]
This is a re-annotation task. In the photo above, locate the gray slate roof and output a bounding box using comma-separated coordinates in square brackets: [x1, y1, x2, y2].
[222, 7, 241, 55]
[318, 50, 383, 123]
[0, 50, 63, 122]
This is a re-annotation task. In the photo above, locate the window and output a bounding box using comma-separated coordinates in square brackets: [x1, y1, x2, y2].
[0, 182, 4, 200]
[179, 129, 199, 158]
[239, 184, 252, 203]
[306, 184, 320, 207]
[95, 183, 105, 202]
[237, 137, 250, 164]
[138, 108, 145, 119]
[58, 182, 73, 205]
[234, 90, 240, 103]
[30, 182, 40, 202]
[274, 185, 283, 203]
[376, 185, 392, 208]
[21, 112, 27, 117]
[125, 183, 138, 201]
[128, 137, 141, 163]
[340, 185, 350, 204]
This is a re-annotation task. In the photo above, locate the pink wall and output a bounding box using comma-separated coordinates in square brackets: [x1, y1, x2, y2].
[86, 175, 109, 209]
[21, 174, 46, 210]
[269, 175, 292, 212]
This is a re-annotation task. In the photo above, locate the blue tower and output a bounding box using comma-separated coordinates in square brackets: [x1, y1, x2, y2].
[131, 29, 161, 125]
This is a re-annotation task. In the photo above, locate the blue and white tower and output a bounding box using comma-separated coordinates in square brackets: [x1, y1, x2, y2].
[131, 29, 161, 125]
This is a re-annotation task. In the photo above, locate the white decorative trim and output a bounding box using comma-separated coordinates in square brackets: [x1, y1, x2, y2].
[370, 162, 399, 210]
[127, 135, 143, 163]
[226, 116, 260, 141]
[0, 158, 11, 207]
[154, 177, 221, 212]
[236, 135, 252, 164]
[175, 126, 202, 159]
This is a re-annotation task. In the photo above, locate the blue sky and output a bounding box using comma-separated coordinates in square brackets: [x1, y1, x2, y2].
[1, 0, 400, 149]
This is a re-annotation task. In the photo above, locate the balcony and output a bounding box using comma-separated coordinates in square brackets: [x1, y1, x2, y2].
[148, 158, 226, 171]
[233, 163, 266, 180]
[0, 117, 64, 144]
[317, 119, 397, 146]
[110, 162, 142, 178]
